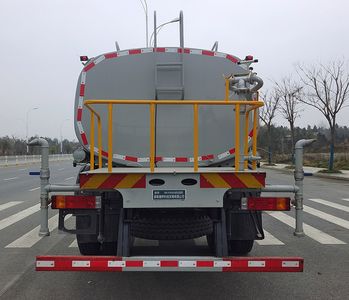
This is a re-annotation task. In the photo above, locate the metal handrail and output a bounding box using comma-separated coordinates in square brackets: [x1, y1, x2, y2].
[84, 99, 264, 173]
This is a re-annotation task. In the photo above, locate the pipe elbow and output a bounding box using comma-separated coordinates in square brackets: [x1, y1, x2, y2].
[249, 75, 264, 92]
[28, 137, 49, 148]
[295, 139, 316, 149]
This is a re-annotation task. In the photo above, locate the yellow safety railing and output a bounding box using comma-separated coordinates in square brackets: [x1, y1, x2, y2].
[84, 99, 264, 173]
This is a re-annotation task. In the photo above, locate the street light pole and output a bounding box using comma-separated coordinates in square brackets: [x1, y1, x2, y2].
[60, 119, 70, 154]
[149, 16, 180, 47]
[26, 107, 39, 154]
[139, 0, 149, 47]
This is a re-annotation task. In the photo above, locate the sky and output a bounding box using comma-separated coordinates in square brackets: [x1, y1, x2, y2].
[0, 0, 348, 141]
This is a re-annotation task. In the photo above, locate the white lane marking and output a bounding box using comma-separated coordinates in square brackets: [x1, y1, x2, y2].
[19, 168, 27, 171]
[6, 214, 72, 248]
[193, 236, 208, 246]
[308, 198, 349, 213]
[0, 204, 40, 231]
[69, 239, 78, 248]
[0, 201, 23, 212]
[267, 211, 346, 245]
[133, 238, 159, 247]
[64, 177, 75, 181]
[341, 198, 349, 202]
[304, 205, 349, 230]
[58, 168, 65, 171]
[29, 187, 40, 192]
[3, 177, 18, 181]
[256, 230, 285, 245]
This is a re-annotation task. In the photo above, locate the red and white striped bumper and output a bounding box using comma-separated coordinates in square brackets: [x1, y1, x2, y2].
[36, 256, 303, 272]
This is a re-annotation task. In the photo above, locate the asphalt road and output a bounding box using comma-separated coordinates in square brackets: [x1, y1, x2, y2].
[0, 162, 348, 299]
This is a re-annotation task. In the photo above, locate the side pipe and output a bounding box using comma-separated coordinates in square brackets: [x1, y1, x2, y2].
[294, 139, 316, 237]
[262, 185, 299, 193]
[28, 138, 50, 236]
[45, 185, 80, 192]
[229, 74, 264, 93]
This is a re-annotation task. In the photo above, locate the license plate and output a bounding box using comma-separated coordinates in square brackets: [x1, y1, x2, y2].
[153, 190, 186, 200]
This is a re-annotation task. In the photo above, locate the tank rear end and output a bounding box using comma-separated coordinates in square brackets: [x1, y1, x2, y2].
[74, 48, 256, 168]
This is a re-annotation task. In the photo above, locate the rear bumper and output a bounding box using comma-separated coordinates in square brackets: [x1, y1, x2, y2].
[78, 170, 266, 208]
[36, 256, 303, 272]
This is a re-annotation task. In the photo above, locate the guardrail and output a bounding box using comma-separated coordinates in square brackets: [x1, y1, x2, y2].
[85, 99, 264, 173]
[0, 154, 73, 167]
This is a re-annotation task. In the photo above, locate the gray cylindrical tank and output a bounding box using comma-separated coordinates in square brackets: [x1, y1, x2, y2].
[74, 47, 254, 167]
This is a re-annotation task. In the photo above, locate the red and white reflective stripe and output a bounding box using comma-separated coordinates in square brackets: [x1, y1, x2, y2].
[77, 47, 240, 151]
[36, 256, 303, 272]
[217, 148, 235, 160]
[93, 150, 235, 163]
[110, 153, 215, 163]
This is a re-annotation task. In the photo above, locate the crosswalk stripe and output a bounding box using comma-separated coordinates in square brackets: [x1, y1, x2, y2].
[304, 205, 349, 230]
[308, 198, 349, 213]
[5, 214, 72, 248]
[133, 238, 159, 247]
[267, 211, 346, 245]
[69, 239, 78, 248]
[256, 230, 284, 245]
[193, 236, 208, 246]
[0, 201, 23, 212]
[0, 204, 40, 231]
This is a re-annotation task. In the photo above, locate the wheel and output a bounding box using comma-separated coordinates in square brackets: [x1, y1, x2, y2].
[228, 240, 254, 255]
[131, 212, 213, 240]
[77, 241, 101, 255]
[101, 242, 117, 255]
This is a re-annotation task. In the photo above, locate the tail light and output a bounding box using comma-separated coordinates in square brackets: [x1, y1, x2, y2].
[242, 197, 291, 211]
[51, 195, 101, 209]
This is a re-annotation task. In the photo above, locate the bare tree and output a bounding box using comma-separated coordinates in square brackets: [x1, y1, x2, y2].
[275, 77, 303, 160]
[297, 60, 349, 170]
[259, 90, 280, 164]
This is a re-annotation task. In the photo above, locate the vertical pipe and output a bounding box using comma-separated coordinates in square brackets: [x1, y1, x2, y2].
[27, 138, 50, 237]
[252, 108, 258, 170]
[193, 104, 199, 172]
[98, 116, 102, 168]
[235, 104, 240, 172]
[39, 142, 50, 236]
[294, 139, 315, 237]
[150, 104, 155, 172]
[179, 11, 184, 48]
[244, 111, 250, 169]
[90, 111, 95, 170]
[108, 104, 113, 173]
[294, 145, 304, 237]
[225, 78, 229, 102]
[153, 11, 157, 48]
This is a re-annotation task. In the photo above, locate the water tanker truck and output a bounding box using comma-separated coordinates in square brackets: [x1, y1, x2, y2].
[32, 11, 311, 272]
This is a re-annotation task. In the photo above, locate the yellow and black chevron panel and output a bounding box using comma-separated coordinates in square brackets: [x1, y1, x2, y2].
[200, 173, 265, 188]
[79, 173, 146, 189]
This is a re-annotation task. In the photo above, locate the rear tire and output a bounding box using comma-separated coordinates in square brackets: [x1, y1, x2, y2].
[77, 241, 101, 255]
[101, 242, 117, 255]
[228, 240, 254, 255]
